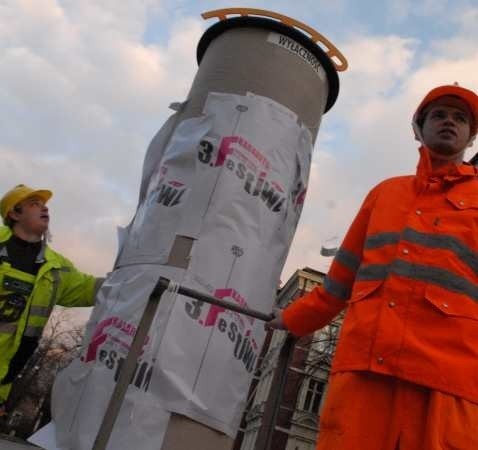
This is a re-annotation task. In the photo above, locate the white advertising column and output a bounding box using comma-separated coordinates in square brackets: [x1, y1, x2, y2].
[51, 9, 347, 450]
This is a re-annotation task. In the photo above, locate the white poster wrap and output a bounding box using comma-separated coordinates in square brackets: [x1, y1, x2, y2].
[118, 114, 213, 265]
[150, 93, 313, 434]
[52, 92, 313, 445]
[51, 265, 181, 449]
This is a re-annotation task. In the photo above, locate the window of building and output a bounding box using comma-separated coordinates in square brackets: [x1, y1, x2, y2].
[303, 378, 324, 414]
[313, 323, 339, 355]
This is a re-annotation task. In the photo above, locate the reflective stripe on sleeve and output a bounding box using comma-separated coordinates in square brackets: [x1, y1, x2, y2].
[324, 276, 351, 301]
[335, 248, 361, 273]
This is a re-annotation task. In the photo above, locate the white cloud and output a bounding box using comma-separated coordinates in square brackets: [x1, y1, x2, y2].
[2, 0, 478, 287]
[0, 145, 128, 274]
[283, 152, 362, 277]
[338, 34, 417, 102]
[0, 1, 204, 276]
[281, 24, 478, 280]
[387, 0, 413, 22]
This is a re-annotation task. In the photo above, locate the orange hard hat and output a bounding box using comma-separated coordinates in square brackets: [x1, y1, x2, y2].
[413, 84, 478, 136]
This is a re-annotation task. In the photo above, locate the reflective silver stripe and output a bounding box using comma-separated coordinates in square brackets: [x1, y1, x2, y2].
[29, 306, 50, 318]
[48, 269, 60, 313]
[356, 264, 390, 281]
[393, 259, 478, 301]
[365, 232, 400, 249]
[323, 276, 351, 301]
[335, 248, 361, 273]
[402, 228, 478, 275]
[357, 259, 478, 301]
[0, 323, 17, 334]
[26, 269, 60, 330]
[24, 325, 43, 337]
[365, 228, 478, 276]
[35, 240, 46, 263]
[59, 267, 71, 272]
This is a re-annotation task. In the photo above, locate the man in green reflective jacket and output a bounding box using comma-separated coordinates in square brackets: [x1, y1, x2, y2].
[0, 184, 100, 411]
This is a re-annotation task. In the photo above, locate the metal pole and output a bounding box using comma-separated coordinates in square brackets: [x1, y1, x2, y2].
[155, 277, 274, 323]
[254, 334, 296, 450]
[92, 277, 274, 450]
[92, 281, 168, 450]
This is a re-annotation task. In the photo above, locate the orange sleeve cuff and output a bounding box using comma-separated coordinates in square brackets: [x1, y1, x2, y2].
[282, 286, 346, 337]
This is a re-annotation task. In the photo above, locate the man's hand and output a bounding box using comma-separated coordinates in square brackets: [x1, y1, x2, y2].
[265, 308, 288, 331]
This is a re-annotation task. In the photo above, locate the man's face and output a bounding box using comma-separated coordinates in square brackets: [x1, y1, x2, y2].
[421, 96, 473, 159]
[9, 196, 50, 236]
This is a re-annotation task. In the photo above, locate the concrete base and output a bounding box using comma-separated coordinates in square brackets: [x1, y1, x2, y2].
[161, 414, 234, 450]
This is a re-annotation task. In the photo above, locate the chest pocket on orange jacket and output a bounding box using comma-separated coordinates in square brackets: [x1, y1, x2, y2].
[443, 191, 478, 244]
[446, 192, 478, 219]
[424, 283, 478, 322]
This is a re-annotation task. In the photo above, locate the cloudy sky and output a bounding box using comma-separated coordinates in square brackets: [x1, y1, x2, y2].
[2, 0, 478, 283]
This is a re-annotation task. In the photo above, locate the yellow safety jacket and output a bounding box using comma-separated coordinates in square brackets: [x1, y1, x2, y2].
[0, 226, 96, 402]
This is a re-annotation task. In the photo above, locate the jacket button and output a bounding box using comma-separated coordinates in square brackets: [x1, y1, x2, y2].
[442, 303, 449, 308]
[402, 248, 409, 255]
[388, 301, 396, 308]
[377, 357, 384, 364]
[459, 200, 465, 206]
[416, 210, 422, 215]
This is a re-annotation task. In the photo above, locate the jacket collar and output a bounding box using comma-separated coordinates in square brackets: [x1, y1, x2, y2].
[0, 226, 61, 267]
[416, 146, 478, 186]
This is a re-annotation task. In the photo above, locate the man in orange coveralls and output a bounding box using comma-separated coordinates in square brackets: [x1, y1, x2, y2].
[268, 84, 478, 450]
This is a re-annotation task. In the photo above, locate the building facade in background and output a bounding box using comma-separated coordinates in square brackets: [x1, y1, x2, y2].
[234, 267, 342, 450]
